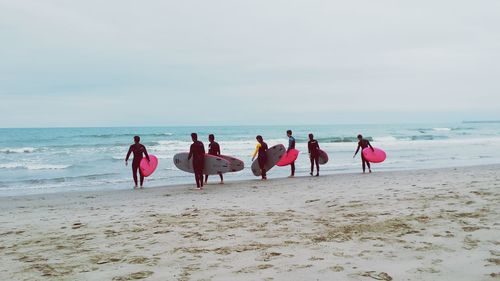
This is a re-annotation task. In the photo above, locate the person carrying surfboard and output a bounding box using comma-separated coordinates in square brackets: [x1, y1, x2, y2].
[286, 130, 296, 177]
[125, 136, 150, 189]
[205, 134, 223, 185]
[353, 134, 375, 173]
[308, 133, 320, 176]
[188, 133, 205, 189]
[252, 135, 268, 180]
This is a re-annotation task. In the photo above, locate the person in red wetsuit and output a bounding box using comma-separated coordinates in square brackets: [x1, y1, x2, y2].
[287, 130, 296, 177]
[308, 133, 320, 177]
[205, 134, 223, 184]
[188, 133, 205, 189]
[353, 134, 375, 173]
[125, 136, 150, 189]
[252, 135, 268, 180]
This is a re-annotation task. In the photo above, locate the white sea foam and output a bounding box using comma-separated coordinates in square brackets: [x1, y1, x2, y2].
[433, 127, 452, 131]
[0, 163, 71, 170]
[373, 136, 399, 143]
[0, 147, 38, 154]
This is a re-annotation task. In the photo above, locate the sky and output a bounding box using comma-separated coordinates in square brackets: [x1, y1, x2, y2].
[1, 0, 499, 128]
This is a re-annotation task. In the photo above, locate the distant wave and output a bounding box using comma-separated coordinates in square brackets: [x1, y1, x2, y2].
[77, 132, 174, 139]
[0, 163, 72, 170]
[0, 147, 39, 154]
[295, 137, 373, 143]
[432, 127, 452, 132]
[410, 135, 449, 141]
[0, 173, 119, 186]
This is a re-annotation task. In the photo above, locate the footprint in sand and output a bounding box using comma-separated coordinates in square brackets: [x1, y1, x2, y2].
[236, 264, 274, 273]
[486, 258, 500, 266]
[358, 271, 393, 280]
[112, 271, 154, 281]
[90, 254, 122, 265]
[329, 265, 344, 272]
[72, 223, 84, 229]
[256, 252, 282, 262]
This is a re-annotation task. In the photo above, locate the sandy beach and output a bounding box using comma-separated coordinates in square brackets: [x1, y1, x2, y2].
[0, 165, 499, 281]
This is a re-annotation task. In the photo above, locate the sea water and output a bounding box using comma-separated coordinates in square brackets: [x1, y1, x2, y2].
[1, 123, 499, 196]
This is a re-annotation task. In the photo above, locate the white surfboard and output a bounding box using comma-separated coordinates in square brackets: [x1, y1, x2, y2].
[173, 153, 231, 175]
[251, 144, 286, 176]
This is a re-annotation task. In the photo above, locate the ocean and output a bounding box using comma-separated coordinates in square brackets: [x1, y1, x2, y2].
[1, 123, 499, 196]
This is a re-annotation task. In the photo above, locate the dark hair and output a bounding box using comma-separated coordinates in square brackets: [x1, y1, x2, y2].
[357, 134, 363, 139]
[209, 134, 215, 141]
[287, 130, 292, 135]
[134, 136, 140, 142]
[191, 133, 198, 141]
[256, 135, 263, 142]
[309, 133, 314, 140]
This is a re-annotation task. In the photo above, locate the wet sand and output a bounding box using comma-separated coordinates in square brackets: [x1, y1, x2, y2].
[0, 165, 499, 280]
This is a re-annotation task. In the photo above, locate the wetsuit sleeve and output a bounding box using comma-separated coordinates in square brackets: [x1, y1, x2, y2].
[367, 140, 374, 151]
[355, 143, 361, 155]
[308, 141, 312, 154]
[201, 143, 205, 154]
[188, 144, 193, 160]
[216, 143, 221, 155]
[143, 145, 150, 161]
[125, 145, 132, 161]
[316, 141, 320, 150]
[252, 143, 261, 158]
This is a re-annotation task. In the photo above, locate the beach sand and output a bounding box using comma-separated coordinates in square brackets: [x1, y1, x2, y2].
[0, 165, 499, 280]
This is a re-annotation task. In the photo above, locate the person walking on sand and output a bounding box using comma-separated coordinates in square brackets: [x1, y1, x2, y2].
[188, 133, 206, 189]
[287, 130, 296, 177]
[308, 133, 320, 177]
[205, 134, 223, 184]
[353, 134, 375, 173]
[252, 135, 268, 180]
[125, 136, 150, 189]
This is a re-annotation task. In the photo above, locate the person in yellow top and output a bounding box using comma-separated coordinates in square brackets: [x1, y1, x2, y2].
[251, 135, 268, 180]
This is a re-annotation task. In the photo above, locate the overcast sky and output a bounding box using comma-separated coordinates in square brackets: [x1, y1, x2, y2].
[1, 0, 499, 127]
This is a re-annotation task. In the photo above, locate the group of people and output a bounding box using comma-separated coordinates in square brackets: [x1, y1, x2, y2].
[125, 131, 375, 189]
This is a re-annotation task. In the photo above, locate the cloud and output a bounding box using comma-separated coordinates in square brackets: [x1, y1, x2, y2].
[1, 0, 499, 127]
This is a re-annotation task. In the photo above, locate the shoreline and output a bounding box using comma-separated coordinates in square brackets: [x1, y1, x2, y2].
[1, 164, 499, 280]
[1, 162, 499, 200]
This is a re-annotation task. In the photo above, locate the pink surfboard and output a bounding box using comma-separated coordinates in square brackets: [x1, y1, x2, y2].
[362, 148, 386, 163]
[276, 149, 299, 167]
[140, 155, 158, 177]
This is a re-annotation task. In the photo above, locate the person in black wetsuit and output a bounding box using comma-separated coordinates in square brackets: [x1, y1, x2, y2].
[308, 133, 320, 176]
[353, 134, 375, 173]
[125, 136, 150, 189]
[251, 135, 268, 180]
[205, 134, 223, 184]
[287, 130, 296, 177]
[188, 133, 205, 189]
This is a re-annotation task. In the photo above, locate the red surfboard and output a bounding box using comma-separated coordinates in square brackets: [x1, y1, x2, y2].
[140, 155, 158, 177]
[276, 149, 299, 167]
[362, 147, 386, 163]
